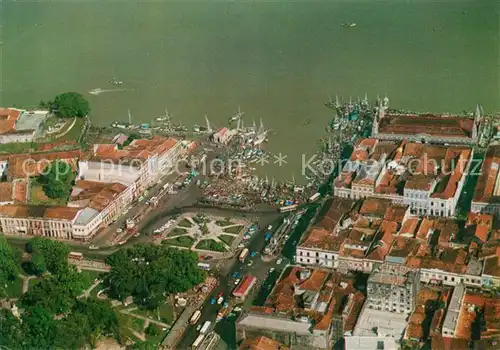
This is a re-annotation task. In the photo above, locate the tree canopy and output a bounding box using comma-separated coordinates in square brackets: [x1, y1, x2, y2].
[20, 267, 86, 314]
[25, 236, 70, 275]
[1, 299, 120, 350]
[52, 92, 90, 118]
[39, 160, 75, 199]
[0, 235, 19, 289]
[106, 244, 205, 308]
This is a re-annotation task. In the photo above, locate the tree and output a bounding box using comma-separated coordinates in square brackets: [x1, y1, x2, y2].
[26, 236, 70, 275]
[0, 235, 19, 289]
[106, 244, 205, 308]
[38, 160, 75, 199]
[20, 267, 85, 314]
[128, 341, 157, 350]
[52, 92, 89, 118]
[21, 306, 57, 349]
[54, 299, 120, 348]
[123, 133, 140, 147]
[0, 309, 22, 348]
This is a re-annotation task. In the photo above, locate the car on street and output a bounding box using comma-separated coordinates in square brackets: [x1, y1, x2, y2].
[204, 256, 213, 261]
[89, 245, 99, 250]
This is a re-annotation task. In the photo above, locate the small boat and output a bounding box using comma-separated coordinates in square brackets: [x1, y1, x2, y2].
[110, 78, 123, 85]
[343, 22, 356, 28]
[210, 298, 216, 305]
[217, 296, 224, 305]
[89, 88, 103, 95]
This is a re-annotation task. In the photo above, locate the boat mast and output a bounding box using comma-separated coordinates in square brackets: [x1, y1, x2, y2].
[258, 118, 265, 134]
[205, 114, 212, 133]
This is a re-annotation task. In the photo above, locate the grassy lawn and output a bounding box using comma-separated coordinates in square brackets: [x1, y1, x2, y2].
[195, 239, 227, 252]
[42, 115, 61, 131]
[163, 236, 194, 248]
[219, 235, 236, 246]
[168, 227, 188, 237]
[29, 178, 68, 206]
[145, 323, 166, 345]
[116, 313, 142, 343]
[1, 277, 23, 298]
[215, 219, 234, 227]
[90, 282, 107, 299]
[28, 278, 39, 291]
[133, 301, 174, 325]
[130, 316, 145, 333]
[57, 117, 85, 142]
[177, 218, 193, 228]
[79, 269, 102, 289]
[0, 142, 34, 154]
[192, 215, 208, 224]
[223, 225, 244, 234]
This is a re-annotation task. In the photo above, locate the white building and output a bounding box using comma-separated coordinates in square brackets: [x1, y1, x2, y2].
[0, 136, 189, 241]
[334, 140, 472, 217]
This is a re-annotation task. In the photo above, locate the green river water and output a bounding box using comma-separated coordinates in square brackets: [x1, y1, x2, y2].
[0, 1, 498, 181]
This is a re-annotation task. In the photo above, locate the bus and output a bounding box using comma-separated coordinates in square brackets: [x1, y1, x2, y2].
[200, 321, 211, 335]
[279, 204, 298, 213]
[189, 310, 202, 325]
[308, 192, 320, 202]
[197, 263, 210, 271]
[239, 248, 249, 263]
[191, 334, 205, 349]
[68, 252, 83, 261]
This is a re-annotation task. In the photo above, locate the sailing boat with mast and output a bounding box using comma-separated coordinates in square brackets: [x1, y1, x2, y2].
[111, 108, 135, 129]
[253, 118, 268, 145]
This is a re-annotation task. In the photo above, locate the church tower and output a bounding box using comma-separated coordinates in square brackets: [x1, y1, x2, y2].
[472, 104, 481, 140]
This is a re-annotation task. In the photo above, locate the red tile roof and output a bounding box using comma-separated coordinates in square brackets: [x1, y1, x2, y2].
[378, 113, 473, 138]
[93, 136, 178, 163]
[0, 182, 13, 202]
[0, 205, 80, 221]
[0, 108, 21, 134]
[239, 336, 289, 350]
[71, 180, 127, 212]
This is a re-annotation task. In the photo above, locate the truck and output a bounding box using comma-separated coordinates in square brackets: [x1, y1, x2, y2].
[308, 192, 320, 202]
[279, 204, 298, 213]
[200, 321, 211, 335]
[239, 248, 249, 263]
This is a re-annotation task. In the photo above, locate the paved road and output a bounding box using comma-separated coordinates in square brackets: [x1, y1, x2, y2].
[176, 213, 284, 349]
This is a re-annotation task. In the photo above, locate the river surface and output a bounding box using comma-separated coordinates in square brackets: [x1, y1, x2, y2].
[1, 1, 498, 180]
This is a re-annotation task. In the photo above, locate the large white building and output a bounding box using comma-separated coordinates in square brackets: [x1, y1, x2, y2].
[0, 136, 188, 240]
[371, 98, 482, 145]
[333, 139, 472, 217]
